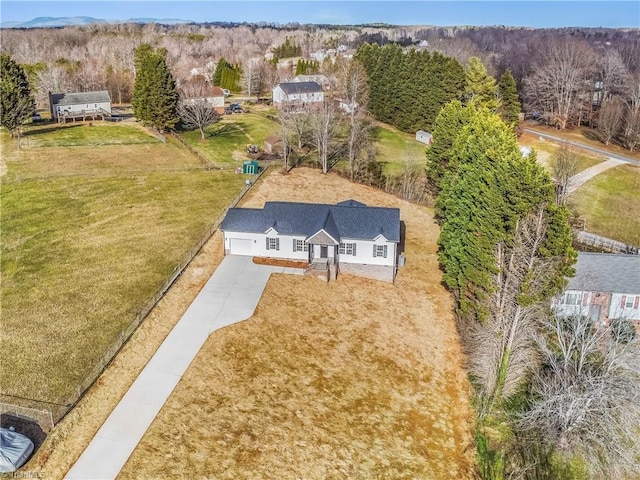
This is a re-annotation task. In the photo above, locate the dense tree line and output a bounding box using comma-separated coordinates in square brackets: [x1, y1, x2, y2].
[427, 100, 640, 479]
[355, 43, 465, 133]
[213, 58, 241, 91]
[2, 23, 637, 150]
[271, 36, 302, 59]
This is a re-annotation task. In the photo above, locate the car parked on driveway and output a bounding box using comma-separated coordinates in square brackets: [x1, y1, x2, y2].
[222, 89, 230, 97]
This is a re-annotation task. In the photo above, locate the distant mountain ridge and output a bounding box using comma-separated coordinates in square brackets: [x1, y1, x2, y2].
[0, 16, 192, 29]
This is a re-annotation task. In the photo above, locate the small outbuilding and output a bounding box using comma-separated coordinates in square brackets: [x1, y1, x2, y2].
[264, 135, 283, 155]
[415, 130, 433, 145]
[242, 160, 259, 174]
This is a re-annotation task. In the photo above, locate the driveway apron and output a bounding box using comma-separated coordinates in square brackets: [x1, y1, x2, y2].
[65, 255, 303, 480]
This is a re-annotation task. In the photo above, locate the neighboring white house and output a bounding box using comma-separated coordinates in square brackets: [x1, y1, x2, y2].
[272, 81, 324, 109]
[182, 86, 225, 114]
[220, 200, 401, 282]
[416, 130, 433, 145]
[554, 253, 640, 331]
[49, 91, 112, 122]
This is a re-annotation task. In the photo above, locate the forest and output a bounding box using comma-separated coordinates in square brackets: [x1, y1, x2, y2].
[1, 22, 638, 151]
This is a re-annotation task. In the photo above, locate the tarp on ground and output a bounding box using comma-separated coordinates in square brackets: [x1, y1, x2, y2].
[0, 427, 34, 473]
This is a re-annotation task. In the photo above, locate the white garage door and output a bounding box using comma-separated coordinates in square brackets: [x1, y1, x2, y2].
[229, 238, 253, 256]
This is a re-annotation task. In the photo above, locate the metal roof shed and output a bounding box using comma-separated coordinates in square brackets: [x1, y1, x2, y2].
[243, 160, 259, 174]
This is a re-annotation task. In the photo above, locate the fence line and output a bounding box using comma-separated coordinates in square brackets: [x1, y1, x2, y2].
[169, 132, 216, 170]
[42, 166, 269, 425]
[575, 230, 638, 255]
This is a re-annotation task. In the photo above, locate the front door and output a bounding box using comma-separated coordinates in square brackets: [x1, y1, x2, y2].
[320, 246, 328, 258]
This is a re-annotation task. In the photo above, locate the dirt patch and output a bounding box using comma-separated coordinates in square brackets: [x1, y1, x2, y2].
[118, 167, 477, 479]
[253, 257, 308, 269]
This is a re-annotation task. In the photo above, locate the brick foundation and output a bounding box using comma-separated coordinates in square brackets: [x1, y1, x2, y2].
[338, 263, 395, 283]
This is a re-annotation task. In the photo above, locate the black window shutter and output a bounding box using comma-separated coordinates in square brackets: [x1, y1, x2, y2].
[373, 244, 376, 256]
[276, 238, 280, 251]
[266, 237, 270, 250]
[383, 245, 388, 258]
[293, 238, 297, 252]
[353, 243, 357, 256]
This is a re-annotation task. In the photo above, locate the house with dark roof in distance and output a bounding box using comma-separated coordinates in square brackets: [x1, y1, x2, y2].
[220, 200, 401, 282]
[272, 81, 324, 109]
[554, 252, 640, 331]
[49, 91, 112, 123]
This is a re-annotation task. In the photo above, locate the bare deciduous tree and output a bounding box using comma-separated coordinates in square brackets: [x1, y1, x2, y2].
[550, 143, 580, 205]
[518, 313, 640, 479]
[337, 59, 371, 180]
[622, 77, 640, 151]
[597, 96, 624, 145]
[524, 39, 596, 129]
[310, 100, 340, 174]
[241, 57, 264, 97]
[465, 207, 554, 418]
[178, 99, 220, 140]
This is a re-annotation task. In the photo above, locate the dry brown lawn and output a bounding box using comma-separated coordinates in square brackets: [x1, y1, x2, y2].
[114, 167, 476, 479]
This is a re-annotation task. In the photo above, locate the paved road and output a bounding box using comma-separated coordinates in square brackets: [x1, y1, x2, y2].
[65, 255, 303, 480]
[523, 128, 640, 167]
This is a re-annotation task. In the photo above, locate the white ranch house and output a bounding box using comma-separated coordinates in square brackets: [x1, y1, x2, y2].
[272, 81, 324, 109]
[220, 200, 401, 282]
[554, 253, 640, 332]
[49, 90, 112, 122]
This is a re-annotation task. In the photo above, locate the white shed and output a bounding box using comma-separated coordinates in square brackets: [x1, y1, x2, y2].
[416, 130, 433, 145]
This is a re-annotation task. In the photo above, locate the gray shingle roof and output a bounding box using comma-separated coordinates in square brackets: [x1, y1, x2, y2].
[277, 82, 323, 95]
[221, 201, 400, 243]
[50, 91, 111, 106]
[567, 252, 640, 295]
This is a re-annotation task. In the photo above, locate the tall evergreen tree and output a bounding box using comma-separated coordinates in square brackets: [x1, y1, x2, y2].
[426, 100, 477, 190]
[355, 43, 464, 134]
[132, 45, 178, 132]
[464, 57, 499, 111]
[0, 54, 35, 147]
[498, 69, 521, 129]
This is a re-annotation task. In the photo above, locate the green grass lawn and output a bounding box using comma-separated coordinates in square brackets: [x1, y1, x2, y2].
[0, 125, 247, 410]
[570, 164, 640, 246]
[181, 113, 279, 168]
[22, 121, 160, 148]
[371, 124, 428, 176]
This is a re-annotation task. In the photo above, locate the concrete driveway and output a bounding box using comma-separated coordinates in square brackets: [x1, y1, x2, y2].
[65, 255, 303, 480]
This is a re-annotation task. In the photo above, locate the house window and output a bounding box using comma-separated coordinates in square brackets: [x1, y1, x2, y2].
[339, 242, 356, 256]
[293, 239, 308, 252]
[563, 292, 582, 306]
[266, 237, 279, 251]
[621, 295, 638, 309]
[373, 244, 388, 258]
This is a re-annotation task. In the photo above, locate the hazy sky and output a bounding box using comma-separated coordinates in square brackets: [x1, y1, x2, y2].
[1, 1, 639, 28]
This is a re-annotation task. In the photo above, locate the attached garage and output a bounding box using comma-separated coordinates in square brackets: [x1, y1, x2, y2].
[229, 238, 253, 256]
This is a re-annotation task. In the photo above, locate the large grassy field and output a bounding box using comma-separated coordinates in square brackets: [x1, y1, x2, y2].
[570, 164, 640, 246]
[117, 168, 476, 479]
[0, 121, 247, 411]
[181, 113, 279, 168]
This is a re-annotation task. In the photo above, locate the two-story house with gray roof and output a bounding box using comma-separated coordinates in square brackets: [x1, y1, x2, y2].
[554, 252, 640, 331]
[272, 82, 324, 109]
[220, 200, 401, 282]
[49, 91, 112, 122]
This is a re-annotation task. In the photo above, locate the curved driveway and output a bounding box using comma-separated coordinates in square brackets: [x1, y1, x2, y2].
[66, 255, 303, 480]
